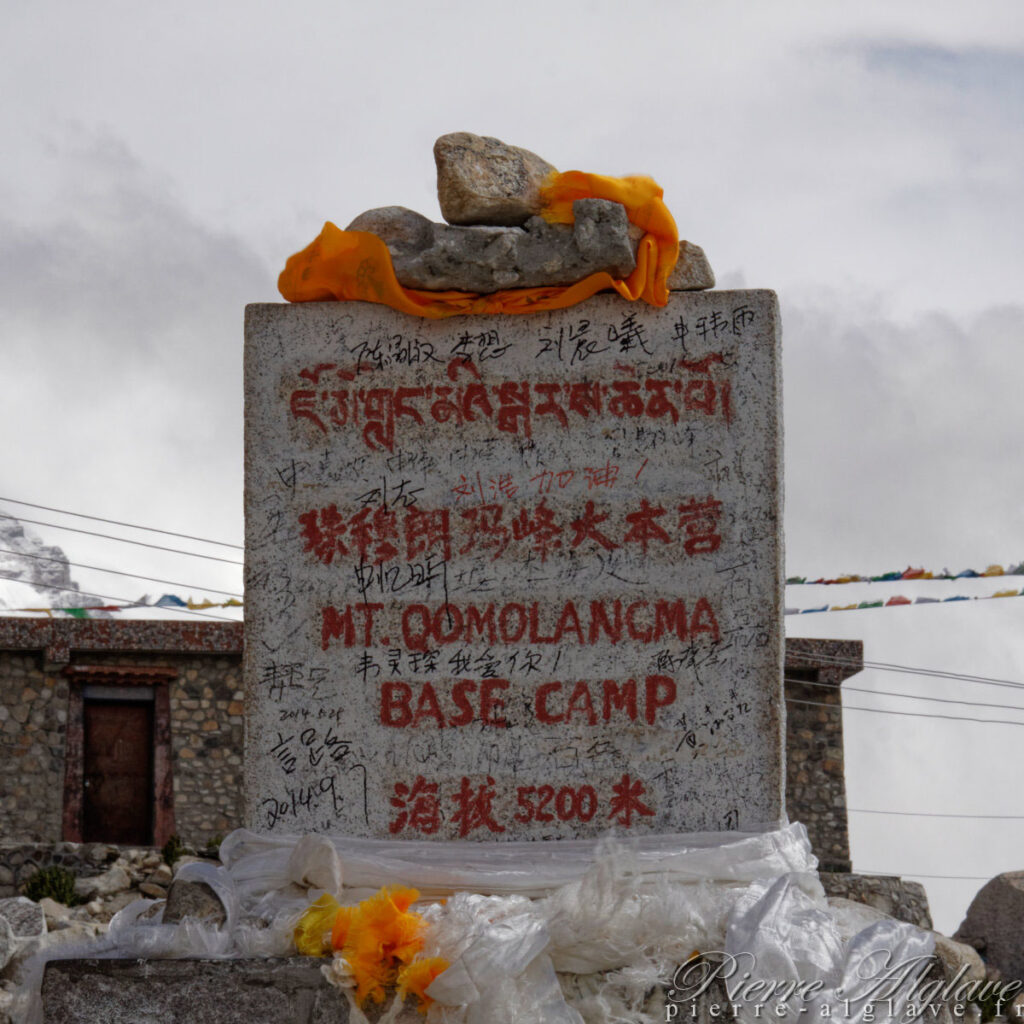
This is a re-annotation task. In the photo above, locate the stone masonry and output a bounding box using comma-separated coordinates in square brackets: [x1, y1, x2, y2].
[784, 637, 862, 872]
[0, 620, 243, 867]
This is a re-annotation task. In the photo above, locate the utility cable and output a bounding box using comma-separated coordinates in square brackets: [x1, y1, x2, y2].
[0, 546, 243, 599]
[785, 695, 1024, 728]
[854, 870, 992, 881]
[0, 575, 240, 623]
[786, 649, 1024, 692]
[0, 513, 244, 566]
[0, 497, 241, 548]
[784, 676, 1024, 714]
[850, 809, 1024, 820]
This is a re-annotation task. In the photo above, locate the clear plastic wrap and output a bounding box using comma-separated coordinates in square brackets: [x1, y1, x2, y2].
[21, 823, 943, 1024]
[219, 821, 815, 901]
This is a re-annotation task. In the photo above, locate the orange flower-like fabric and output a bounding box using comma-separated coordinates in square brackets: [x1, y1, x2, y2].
[277, 172, 678, 319]
[294, 885, 448, 1009]
[397, 957, 451, 1013]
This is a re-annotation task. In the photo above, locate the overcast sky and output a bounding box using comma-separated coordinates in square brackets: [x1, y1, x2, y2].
[2, 0, 1023, 934]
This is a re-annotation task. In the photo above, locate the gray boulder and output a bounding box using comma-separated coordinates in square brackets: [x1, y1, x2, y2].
[37, 897, 74, 931]
[348, 199, 635, 293]
[435, 131, 556, 226]
[932, 934, 986, 989]
[956, 871, 1024, 979]
[669, 240, 715, 291]
[0, 897, 45, 939]
[73, 866, 130, 901]
[163, 879, 226, 928]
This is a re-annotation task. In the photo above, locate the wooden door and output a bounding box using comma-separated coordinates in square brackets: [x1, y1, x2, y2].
[83, 701, 154, 844]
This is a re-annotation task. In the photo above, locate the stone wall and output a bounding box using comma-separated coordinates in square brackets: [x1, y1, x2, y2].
[821, 871, 933, 930]
[784, 638, 862, 872]
[0, 620, 244, 857]
[166, 655, 244, 841]
[73, 651, 245, 843]
[0, 841, 116, 897]
[0, 652, 66, 844]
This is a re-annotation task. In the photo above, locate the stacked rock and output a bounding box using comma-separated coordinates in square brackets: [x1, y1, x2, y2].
[345, 132, 714, 294]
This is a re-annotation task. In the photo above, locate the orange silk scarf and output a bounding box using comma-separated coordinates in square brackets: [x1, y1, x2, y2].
[277, 171, 677, 319]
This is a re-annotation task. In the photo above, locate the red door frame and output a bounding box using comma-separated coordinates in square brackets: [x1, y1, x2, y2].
[62, 665, 177, 847]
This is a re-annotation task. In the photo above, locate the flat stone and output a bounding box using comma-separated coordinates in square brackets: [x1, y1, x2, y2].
[73, 866, 130, 901]
[347, 198, 635, 293]
[138, 882, 167, 899]
[435, 131, 556, 227]
[38, 897, 73, 931]
[163, 879, 226, 927]
[243, 292, 783, 838]
[348, 205, 712, 294]
[148, 862, 173, 885]
[669, 241, 715, 291]
[100, 892, 141, 917]
[41, 958, 362, 1024]
[0, 896, 45, 938]
[85, 844, 116, 866]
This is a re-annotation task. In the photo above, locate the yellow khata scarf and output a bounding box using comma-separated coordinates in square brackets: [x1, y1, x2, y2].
[277, 171, 678, 318]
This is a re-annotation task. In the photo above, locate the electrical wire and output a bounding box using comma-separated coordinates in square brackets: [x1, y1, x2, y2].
[0, 497, 241, 548]
[785, 695, 1024, 727]
[850, 809, 1024, 820]
[0, 546, 243, 599]
[787, 649, 1024, 692]
[0, 575, 241, 623]
[784, 676, 1024, 714]
[854, 871, 992, 881]
[0, 513, 244, 566]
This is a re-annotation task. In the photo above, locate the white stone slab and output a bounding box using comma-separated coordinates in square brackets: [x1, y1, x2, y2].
[244, 291, 783, 839]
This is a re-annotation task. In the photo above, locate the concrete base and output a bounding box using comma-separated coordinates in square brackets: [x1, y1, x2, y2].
[41, 958, 359, 1024]
[41, 957, 737, 1023]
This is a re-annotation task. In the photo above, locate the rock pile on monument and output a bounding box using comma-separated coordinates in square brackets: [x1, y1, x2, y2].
[344, 132, 715, 293]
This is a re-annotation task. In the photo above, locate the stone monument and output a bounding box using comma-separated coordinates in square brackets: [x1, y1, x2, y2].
[38, 135, 787, 1024]
[244, 138, 783, 839]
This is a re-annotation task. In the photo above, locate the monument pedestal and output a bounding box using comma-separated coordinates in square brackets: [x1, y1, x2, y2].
[244, 291, 784, 841]
[40, 957, 355, 1024]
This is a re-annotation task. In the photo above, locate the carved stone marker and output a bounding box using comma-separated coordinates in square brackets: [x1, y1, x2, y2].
[244, 290, 783, 839]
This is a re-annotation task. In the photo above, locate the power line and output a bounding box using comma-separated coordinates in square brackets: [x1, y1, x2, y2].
[850, 809, 1024, 820]
[787, 649, 1024, 692]
[855, 870, 991, 881]
[0, 575, 240, 623]
[785, 695, 1024, 728]
[785, 677, 1024, 714]
[0, 497, 241, 549]
[0, 513, 244, 566]
[0, 546, 243, 599]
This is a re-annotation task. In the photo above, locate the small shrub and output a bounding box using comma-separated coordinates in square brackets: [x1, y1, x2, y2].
[203, 834, 224, 857]
[22, 865, 80, 906]
[162, 833, 185, 867]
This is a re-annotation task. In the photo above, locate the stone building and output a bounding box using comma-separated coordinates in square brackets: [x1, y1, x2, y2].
[0, 617, 858, 863]
[0, 619, 243, 853]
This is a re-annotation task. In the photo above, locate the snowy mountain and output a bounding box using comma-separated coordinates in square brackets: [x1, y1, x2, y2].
[0, 515, 106, 612]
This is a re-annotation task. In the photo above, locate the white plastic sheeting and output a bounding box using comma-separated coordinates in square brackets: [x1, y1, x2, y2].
[219, 820, 815, 901]
[16, 823, 939, 1024]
